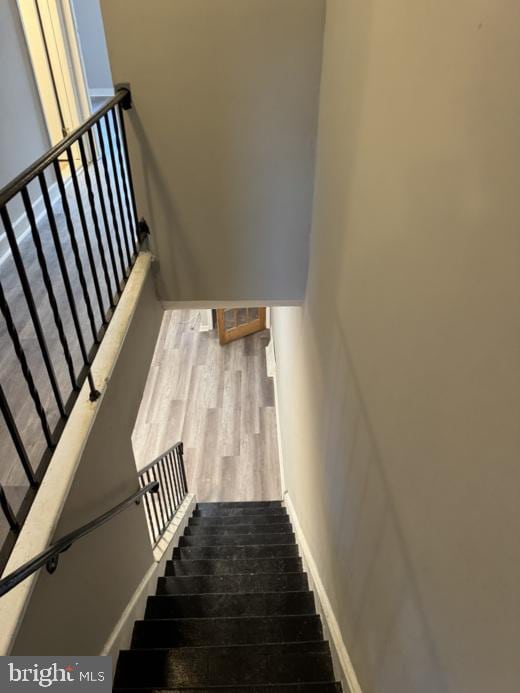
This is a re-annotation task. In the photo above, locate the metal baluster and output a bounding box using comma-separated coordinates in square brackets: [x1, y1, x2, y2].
[145, 469, 161, 543]
[86, 128, 122, 295]
[160, 457, 175, 521]
[167, 451, 181, 508]
[0, 485, 19, 533]
[77, 137, 115, 309]
[110, 108, 137, 255]
[65, 147, 107, 326]
[53, 161, 100, 345]
[95, 120, 128, 278]
[21, 187, 78, 392]
[162, 454, 177, 514]
[117, 102, 139, 246]
[0, 385, 39, 486]
[178, 443, 188, 494]
[158, 460, 173, 523]
[38, 172, 100, 400]
[152, 465, 167, 534]
[0, 206, 66, 417]
[104, 112, 133, 267]
[142, 489, 155, 544]
[0, 281, 54, 449]
[173, 447, 185, 500]
[172, 449, 185, 505]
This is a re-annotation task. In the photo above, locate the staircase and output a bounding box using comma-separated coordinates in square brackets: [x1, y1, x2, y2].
[114, 500, 341, 692]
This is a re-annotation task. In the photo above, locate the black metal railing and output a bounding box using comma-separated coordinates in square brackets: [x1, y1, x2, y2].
[0, 443, 189, 598]
[138, 442, 189, 546]
[0, 480, 158, 598]
[0, 86, 148, 571]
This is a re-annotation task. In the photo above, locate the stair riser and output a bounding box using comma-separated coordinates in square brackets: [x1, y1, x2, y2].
[193, 508, 288, 518]
[189, 515, 291, 526]
[180, 533, 296, 546]
[197, 502, 282, 509]
[174, 545, 299, 560]
[157, 573, 309, 595]
[114, 644, 333, 687]
[145, 592, 316, 619]
[186, 523, 293, 535]
[166, 557, 302, 576]
[131, 615, 323, 648]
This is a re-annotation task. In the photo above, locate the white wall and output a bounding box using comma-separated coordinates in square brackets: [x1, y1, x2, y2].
[99, 0, 325, 303]
[0, 0, 49, 187]
[11, 265, 164, 655]
[0, 0, 50, 256]
[272, 1, 520, 691]
[71, 0, 113, 94]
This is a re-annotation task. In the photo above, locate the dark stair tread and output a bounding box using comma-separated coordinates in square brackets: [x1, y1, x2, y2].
[145, 592, 316, 619]
[131, 615, 323, 648]
[114, 642, 333, 687]
[113, 684, 342, 693]
[157, 573, 309, 595]
[193, 508, 288, 518]
[196, 502, 283, 509]
[186, 524, 293, 536]
[174, 546, 299, 561]
[166, 557, 302, 576]
[180, 534, 295, 547]
[189, 516, 290, 527]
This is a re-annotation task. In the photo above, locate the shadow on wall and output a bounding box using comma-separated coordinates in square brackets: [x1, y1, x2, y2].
[275, 305, 452, 693]
[126, 108, 199, 299]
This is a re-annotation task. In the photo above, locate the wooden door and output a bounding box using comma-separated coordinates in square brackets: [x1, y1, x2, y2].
[216, 308, 266, 345]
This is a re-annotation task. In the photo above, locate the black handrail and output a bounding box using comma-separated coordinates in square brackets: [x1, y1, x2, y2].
[0, 481, 158, 598]
[0, 87, 131, 208]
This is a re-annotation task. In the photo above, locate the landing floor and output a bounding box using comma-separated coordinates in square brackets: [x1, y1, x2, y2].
[132, 311, 281, 502]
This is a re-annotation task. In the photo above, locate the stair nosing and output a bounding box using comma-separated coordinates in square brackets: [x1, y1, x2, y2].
[136, 614, 320, 624]
[168, 557, 301, 563]
[119, 639, 328, 654]
[148, 590, 313, 598]
[177, 543, 298, 549]
[160, 572, 307, 579]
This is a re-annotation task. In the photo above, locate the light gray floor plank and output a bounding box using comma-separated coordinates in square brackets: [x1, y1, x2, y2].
[132, 311, 281, 502]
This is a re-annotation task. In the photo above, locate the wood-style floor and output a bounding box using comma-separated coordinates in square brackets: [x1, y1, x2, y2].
[132, 311, 281, 502]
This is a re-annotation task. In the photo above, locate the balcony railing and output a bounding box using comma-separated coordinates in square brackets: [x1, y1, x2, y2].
[139, 442, 189, 546]
[0, 86, 147, 571]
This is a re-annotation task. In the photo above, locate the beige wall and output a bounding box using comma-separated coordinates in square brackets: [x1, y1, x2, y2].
[272, 1, 520, 691]
[100, 0, 324, 302]
[12, 269, 163, 655]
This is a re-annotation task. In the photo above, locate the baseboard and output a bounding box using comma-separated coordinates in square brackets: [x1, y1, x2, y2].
[283, 492, 363, 693]
[89, 88, 114, 98]
[101, 493, 196, 664]
[266, 333, 286, 496]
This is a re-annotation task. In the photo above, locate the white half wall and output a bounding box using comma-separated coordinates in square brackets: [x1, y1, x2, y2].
[5, 254, 164, 656]
[99, 0, 325, 303]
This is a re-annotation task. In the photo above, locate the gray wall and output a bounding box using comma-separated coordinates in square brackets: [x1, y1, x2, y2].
[0, 0, 49, 189]
[272, 1, 520, 691]
[71, 0, 113, 93]
[13, 270, 163, 655]
[0, 0, 50, 255]
[100, 0, 325, 302]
